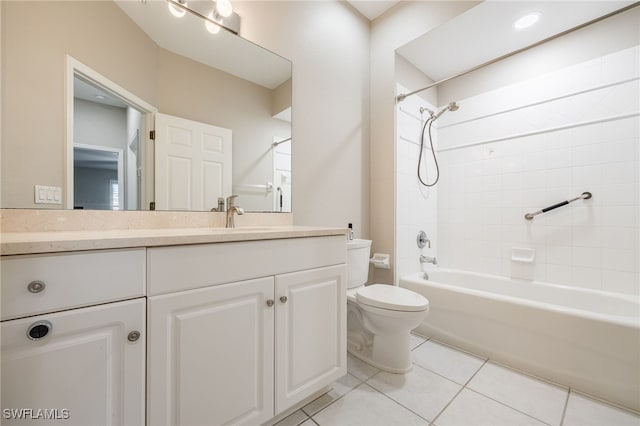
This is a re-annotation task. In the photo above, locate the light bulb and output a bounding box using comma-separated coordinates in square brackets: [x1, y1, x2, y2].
[206, 12, 221, 34]
[168, 0, 187, 18]
[215, 0, 232, 18]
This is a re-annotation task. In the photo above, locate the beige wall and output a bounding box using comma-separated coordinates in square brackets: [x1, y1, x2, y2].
[272, 79, 292, 117]
[1, 1, 157, 208]
[234, 1, 371, 233]
[369, 1, 478, 283]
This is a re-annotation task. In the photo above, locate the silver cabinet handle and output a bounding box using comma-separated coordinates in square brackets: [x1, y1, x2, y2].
[127, 331, 141, 342]
[27, 280, 46, 293]
[27, 320, 52, 341]
[280, 296, 288, 304]
[266, 299, 275, 307]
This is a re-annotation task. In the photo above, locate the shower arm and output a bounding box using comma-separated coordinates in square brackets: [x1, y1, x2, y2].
[396, 2, 639, 103]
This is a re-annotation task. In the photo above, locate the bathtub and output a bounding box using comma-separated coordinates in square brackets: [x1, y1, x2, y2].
[399, 269, 640, 412]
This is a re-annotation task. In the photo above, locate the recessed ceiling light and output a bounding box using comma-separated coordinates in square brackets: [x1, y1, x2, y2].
[95, 95, 106, 100]
[514, 12, 541, 30]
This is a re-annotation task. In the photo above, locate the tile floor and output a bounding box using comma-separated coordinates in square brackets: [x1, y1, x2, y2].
[277, 334, 640, 426]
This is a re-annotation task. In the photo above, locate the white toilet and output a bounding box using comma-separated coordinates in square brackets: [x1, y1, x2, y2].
[346, 239, 429, 373]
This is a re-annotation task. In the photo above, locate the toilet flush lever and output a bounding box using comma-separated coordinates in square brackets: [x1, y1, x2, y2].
[417, 231, 431, 249]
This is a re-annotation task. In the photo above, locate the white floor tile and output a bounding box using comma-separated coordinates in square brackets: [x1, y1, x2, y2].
[312, 383, 428, 426]
[563, 392, 640, 426]
[275, 409, 310, 426]
[302, 374, 361, 416]
[410, 333, 427, 350]
[411, 340, 485, 384]
[299, 420, 316, 426]
[435, 389, 545, 426]
[467, 362, 567, 425]
[347, 354, 379, 381]
[367, 364, 461, 422]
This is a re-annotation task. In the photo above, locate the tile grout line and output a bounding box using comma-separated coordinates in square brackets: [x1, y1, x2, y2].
[464, 387, 555, 426]
[429, 358, 489, 426]
[559, 388, 572, 426]
[305, 370, 371, 420]
[463, 356, 562, 426]
[362, 375, 435, 425]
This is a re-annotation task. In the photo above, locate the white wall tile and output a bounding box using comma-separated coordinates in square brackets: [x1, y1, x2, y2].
[433, 47, 639, 295]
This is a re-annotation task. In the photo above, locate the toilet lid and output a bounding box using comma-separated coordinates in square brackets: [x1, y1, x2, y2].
[356, 284, 429, 312]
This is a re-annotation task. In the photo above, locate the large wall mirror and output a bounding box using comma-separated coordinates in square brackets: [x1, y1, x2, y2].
[1, 0, 292, 213]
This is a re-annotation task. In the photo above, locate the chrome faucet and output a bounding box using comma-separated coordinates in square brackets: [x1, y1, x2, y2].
[420, 255, 437, 265]
[225, 195, 244, 228]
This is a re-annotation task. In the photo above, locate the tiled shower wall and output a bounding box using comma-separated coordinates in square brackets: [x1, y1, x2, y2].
[395, 85, 438, 282]
[436, 46, 639, 295]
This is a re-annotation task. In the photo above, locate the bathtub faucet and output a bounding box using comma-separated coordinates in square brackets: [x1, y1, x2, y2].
[420, 255, 437, 265]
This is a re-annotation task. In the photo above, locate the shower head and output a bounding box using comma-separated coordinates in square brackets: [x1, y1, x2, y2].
[433, 101, 459, 120]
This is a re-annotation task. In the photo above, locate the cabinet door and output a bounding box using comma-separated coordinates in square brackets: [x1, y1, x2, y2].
[1, 298, 145, 426]
[148, 277, 274, 426]
[275, 265, 347, 413]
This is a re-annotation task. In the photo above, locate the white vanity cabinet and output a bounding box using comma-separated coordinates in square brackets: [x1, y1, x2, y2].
[146, 236, 346, 426]
[0, 249, 146, 426]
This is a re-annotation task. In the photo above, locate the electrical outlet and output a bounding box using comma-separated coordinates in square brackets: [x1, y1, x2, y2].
[34, 185, 62, 205]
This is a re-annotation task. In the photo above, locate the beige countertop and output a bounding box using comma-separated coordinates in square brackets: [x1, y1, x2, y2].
[1, 226, 348, 255]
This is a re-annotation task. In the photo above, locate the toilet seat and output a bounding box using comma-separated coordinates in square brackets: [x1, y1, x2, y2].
[356, 284, 428, 312]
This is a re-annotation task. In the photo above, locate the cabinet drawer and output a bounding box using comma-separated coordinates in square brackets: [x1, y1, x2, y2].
[147, 235, 346, 295]
[1, 248, 145, 320]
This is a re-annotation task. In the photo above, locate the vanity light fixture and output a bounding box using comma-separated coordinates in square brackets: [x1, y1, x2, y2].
[205, 11, 222, 34]
[168, 0, 187, 18]
[514, 12, 541, 30]
[215, 0, 233, 18]
[166, 0, 240, 35]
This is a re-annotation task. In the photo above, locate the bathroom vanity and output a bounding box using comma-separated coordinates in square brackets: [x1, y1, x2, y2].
[0, 225, 347, 425]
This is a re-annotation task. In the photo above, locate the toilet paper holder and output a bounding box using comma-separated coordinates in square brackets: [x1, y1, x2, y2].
[370, 253, 390, 269]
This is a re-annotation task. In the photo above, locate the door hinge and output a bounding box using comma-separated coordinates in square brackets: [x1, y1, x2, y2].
[149, 202, 156, 210]
[149, 130, 156, 140]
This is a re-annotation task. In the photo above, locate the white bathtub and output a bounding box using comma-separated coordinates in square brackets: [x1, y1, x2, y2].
[399, 269, 640, 412]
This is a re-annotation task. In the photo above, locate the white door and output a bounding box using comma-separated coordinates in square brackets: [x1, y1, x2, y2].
[1, 299, 145, 426]
[274, 265, 347, 413]
[272, 137, 292, 212]
[155, 113, 232, 211]
[147, 277, 274, 426]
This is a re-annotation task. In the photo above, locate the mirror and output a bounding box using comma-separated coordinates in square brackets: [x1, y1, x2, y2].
[1, 0, 292, 212]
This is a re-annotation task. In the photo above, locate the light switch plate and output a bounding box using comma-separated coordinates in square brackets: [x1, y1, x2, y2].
[34, 185, 62, 205]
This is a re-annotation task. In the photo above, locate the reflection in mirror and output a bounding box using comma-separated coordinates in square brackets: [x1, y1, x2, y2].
[1, 0, 292, 213]
[73, 76, 144, 211]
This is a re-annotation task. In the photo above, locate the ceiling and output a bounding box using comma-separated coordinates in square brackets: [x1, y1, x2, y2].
[75, 77, 129, 109]
[396, 1, 636, 82]
[347, 1, 400, 21]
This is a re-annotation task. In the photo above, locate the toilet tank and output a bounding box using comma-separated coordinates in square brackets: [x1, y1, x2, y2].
[346, 239, 372, 289]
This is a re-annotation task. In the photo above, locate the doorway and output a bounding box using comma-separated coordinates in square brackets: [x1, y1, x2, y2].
[66, 56, 157, 210]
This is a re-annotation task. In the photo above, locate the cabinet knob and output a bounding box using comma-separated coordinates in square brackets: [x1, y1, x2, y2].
[27, 280, 46, 293]
[266, 299, 275, 307]
[279, 296, 288, 304]
[127, 331, 141, 342]
[27, 320, 52, 341]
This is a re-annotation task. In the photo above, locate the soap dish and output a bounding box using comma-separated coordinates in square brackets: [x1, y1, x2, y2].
[511, 247, 535, 263]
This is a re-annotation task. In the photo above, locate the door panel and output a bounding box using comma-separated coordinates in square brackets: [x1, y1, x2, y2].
[155, 113, 232, 211]
[1, 299, 145, 426]
[275, 265, 346, 413]
[147, 277, 274, 426]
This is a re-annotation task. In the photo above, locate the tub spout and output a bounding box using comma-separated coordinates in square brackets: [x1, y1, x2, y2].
[420, 255, 437, 265]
